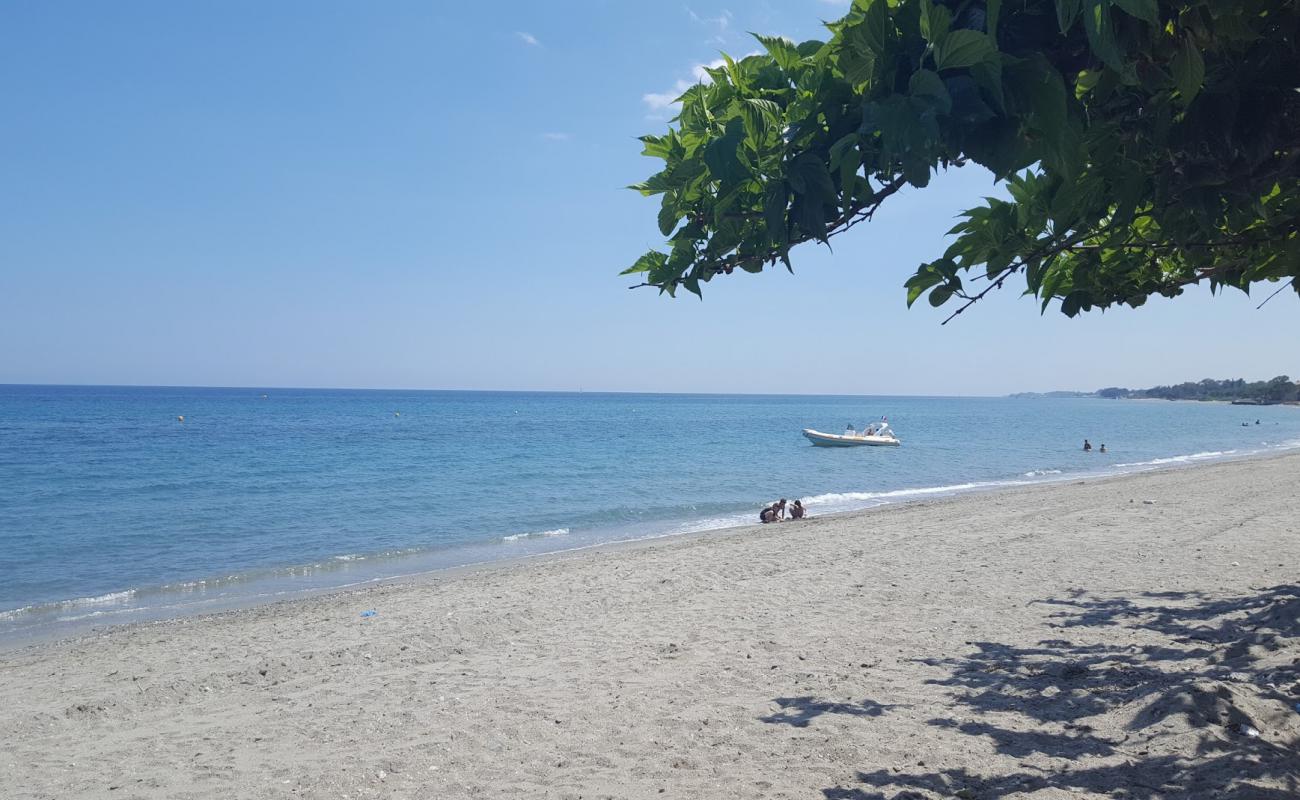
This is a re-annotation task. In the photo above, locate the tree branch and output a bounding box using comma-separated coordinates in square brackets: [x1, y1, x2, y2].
[629, 173, 911, 292]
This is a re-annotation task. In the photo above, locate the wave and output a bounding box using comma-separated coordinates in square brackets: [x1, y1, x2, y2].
[501, 528, 569, 542]
[0, 589, 137, 622]
[1113, 449, 1237, 468]
[802, 480, 1028, 507]
[1024, 468, 1063, 477]
[672, 513, 755, 535]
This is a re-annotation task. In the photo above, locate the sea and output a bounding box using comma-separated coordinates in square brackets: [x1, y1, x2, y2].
[3, 385, 1299, 644]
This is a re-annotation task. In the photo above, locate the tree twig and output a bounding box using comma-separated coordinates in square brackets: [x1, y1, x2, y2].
[1256, 279, 1296, 310]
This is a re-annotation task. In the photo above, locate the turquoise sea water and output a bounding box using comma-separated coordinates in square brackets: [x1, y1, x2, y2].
[2, 385, 1298, 642]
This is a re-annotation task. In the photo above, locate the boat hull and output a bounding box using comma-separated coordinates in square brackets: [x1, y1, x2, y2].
[802, 429, 901, 447]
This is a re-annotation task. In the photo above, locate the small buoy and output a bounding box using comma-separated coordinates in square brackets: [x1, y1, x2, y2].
[177, 415, 184, 423]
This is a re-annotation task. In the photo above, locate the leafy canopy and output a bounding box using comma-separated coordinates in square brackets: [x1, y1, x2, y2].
[624, 0, 1300, 319]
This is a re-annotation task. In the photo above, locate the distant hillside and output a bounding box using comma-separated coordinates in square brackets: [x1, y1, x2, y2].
[1099, 376, 1299, 404]
[1012, 376, 1300, 404]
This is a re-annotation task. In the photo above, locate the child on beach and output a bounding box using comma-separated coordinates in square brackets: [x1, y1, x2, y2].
[789, 500, 805, 519]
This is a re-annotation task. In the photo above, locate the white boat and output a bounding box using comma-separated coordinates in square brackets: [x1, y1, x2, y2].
[802, 420, 900, 447]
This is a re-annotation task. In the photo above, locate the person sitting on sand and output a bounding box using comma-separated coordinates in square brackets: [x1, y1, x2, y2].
[1083, 439, 1092, 452]
[759, 500, 787, 523]
[789, 500, 805, 519]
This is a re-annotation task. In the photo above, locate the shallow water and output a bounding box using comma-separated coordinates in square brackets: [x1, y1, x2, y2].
[2, 385, 1298, 641]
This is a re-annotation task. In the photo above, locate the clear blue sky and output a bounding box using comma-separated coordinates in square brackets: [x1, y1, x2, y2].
[2, 1, 1295, 395]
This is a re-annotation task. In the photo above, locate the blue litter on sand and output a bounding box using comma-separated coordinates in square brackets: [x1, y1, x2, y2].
[360, 610, 377, 618]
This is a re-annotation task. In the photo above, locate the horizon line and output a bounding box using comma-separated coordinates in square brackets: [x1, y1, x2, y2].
[0, 381, 1026, 399]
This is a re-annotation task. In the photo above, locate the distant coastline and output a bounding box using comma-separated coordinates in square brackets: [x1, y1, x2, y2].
[1012, 375, 1300, 405]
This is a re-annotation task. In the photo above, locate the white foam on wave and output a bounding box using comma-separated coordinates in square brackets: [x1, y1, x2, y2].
[1114, 449, 1236, 468]
[77, 589, 136, 606]
[1024, 469, 1063, 477]
[673, 513, 755, 535]
[501, 528, 570, 542]
[0, 589, 138, 623]
[332, 554, 365, 562]
[0, 606, 33, 622]
[55, 608, 145, 623]
[802, 480, 1022, 507]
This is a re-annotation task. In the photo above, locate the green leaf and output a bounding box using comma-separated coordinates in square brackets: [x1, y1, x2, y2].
[828, 134, 858, 171]
[932, 30, 995, 71]
[873, 94, 940, 186]
[1060, 290, 1090, 317]
[621, 251, 666, 275]
[788, 153, 837, 205]
[793, 195, 828, 241]
[928, 285, 954, 307]
[1006, 57, 1066, 147]
[1050, 175, 1105, 225]
[764, 181, 789, 245]
[838, 144, 860, 221]
[986, 0, 1003, 42]
[639, 135, 671, 160]
[702, 118, 750, 184]
[657, 202, 681, 236]
[739, 98, 781, 140]
[838, 48, 875, 87]
[919, 0, 952, 45]
[860, 0, 892, 55]
[628, 172, 676, 196]
[1074, 68, 1101, 99]
[962, 117, 1032, 179]
[1112, 0, 1158, 25]
[909, 69, 951, 115]
[796, 39, 825, 58]
[970, 59, 1005, 113]
[1055, 0, 1082, 33]
[1171, 34, 1205, 105]
[753, 33, 801, 72]
[905, 264, 945, 306]
[1082, 1, 1122, 70]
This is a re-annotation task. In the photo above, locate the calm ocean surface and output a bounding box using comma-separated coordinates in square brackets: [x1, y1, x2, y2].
[3, 385, 1299, 642]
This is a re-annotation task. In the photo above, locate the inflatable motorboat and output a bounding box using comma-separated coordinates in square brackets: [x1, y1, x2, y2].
[802, 420, 900, 447]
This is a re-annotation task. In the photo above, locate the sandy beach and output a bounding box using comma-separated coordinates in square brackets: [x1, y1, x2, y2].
[3, 454, 1298, 799]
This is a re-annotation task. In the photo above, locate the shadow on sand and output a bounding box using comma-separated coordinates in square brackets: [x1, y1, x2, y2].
[761, 696, 902, 728]
[804, 584, 1300, 799]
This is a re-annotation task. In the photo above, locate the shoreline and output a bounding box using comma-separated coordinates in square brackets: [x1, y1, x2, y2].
[5, 442, 1300, 652]
[4, 452, 1298, 798]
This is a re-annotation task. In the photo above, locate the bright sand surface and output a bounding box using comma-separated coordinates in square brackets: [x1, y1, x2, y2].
[3, 454, 1298, 799]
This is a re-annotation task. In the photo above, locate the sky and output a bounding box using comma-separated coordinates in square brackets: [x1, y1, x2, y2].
[1, 0, 1296, 396]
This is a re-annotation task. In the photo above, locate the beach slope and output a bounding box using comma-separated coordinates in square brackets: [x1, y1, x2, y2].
[3, 455, 1298, 798]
